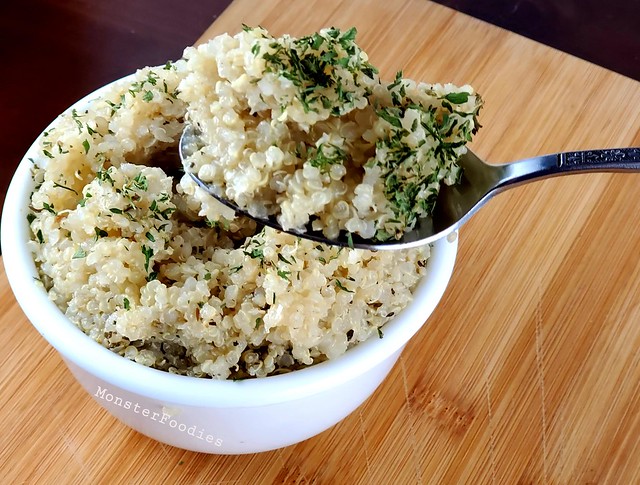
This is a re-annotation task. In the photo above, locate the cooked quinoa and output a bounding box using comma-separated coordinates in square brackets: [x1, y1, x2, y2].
[181, 26, 482, 241]
[27, 27, 479, 379]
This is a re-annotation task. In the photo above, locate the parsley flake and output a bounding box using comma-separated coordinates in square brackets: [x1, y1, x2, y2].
[443, 92, 470, 104]
[53, 182, 78, 194]
[335, 280, 354, 293]
[141, 245, 154, 272]
[72, 248, 86, 259]
[133, 173, 148, 191]
[42, 202, 56, 215]
[277, 269, 291, 281]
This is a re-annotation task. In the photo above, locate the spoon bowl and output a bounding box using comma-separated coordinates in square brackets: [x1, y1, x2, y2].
[180, 125, 640, 250]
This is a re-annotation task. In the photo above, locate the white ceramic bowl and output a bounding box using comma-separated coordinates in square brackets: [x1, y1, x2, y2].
[1, 81, 458, 454]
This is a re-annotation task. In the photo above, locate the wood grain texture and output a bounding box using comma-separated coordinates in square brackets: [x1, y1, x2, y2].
[2, 0, 640, 483]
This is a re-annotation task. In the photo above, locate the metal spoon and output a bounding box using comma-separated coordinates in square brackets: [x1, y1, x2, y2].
[180, 125, 640, 250]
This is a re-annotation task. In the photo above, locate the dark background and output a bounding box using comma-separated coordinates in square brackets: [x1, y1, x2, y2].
[434, 0, 640, 82]
[1, 0, 639, 223]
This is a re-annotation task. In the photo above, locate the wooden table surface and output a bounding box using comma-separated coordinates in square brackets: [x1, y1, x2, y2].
[2, 0, 640, 483]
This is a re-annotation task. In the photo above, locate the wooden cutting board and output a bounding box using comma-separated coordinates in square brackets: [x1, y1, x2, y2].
[2, 0, 640, 482]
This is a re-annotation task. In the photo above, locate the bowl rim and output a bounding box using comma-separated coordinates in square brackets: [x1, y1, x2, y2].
[0, 74, 458, 408]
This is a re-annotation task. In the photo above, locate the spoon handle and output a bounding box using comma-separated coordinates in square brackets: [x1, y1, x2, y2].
[558, 147, 640, 171]
[497, 147, 640, 191]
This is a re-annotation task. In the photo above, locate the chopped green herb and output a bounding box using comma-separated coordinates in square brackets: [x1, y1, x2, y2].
[123, 297, 130, 310]
[335, 279, 354, 293]
[71, 109, 84, 133]
[278, 253, 292, 264]
[244, 247, 264, 260]
[132, 173, 148, 191]
[36, 229, 44, 243]
[42, 202, 56, 215]
[277, 269, 291, 281]
[388, 70, 403, 90]
[308, 142, 346, 173]
[145, 231, 155, 242]
[53, 182, 78, 194]
[26, 213, 36, 224]
[72, 248, 86, 259]
[109, 207, 123, 214]
[43, 149, 54, 159]
[94, 227, 108, 239]
[105, 99, 122, 116]
[57, 142, 69, 155]
[255, 317, 264, 329]
[376, 107, 403, 128]
[377, 327, 384, 339]
[96, 167, 115, 185]
[78, 191, 92, 207]
[141, 245, 154, 272]
[443, 92, 470, 104]
[145, 71, 158, 86]
[142, 90, 154, 102]
[261, 27, 375, 115]
[340, 26, 357, 43]
[82, 139, 90, 154]
[148, 197, 176, 220]
[230, 265, 243, 274]
[311, 33, 324, 50]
